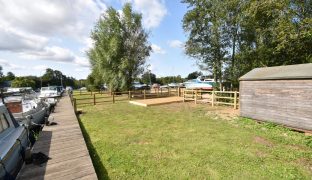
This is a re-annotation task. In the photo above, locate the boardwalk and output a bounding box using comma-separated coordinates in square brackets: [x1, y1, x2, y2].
[17, 95, 97, 180]
[129, 96, 183, 107]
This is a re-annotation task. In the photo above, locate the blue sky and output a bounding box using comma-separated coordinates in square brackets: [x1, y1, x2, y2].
[0, 0, 199, 79]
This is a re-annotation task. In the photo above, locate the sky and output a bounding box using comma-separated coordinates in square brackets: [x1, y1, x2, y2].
[0, 0, 200, 79]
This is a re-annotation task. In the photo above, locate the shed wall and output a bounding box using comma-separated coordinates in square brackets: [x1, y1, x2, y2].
[240, 80, 312, 131]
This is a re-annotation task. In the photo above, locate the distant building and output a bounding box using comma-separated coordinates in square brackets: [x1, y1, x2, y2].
[239, 63, 312, 131]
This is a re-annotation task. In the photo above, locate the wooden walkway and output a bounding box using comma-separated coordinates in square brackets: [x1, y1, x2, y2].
[129, 96, 183, 107]
[17, 96, 97, 180]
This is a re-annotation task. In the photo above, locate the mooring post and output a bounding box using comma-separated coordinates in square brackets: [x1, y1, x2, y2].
[234, 91, 237, 109]
[128, 91, 131, 100]
[143, 89, 146, 99]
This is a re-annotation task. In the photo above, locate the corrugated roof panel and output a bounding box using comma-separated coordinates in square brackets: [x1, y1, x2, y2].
[239, 63, 312, 81]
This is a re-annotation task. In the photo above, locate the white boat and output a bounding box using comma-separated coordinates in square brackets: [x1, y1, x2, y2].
[4, 96, 48, 127]
[39, 86, 59, 108]
[184, 76, 215, 90]
[39, 86, 60, 98]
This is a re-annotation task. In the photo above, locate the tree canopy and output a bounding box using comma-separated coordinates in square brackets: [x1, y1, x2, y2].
[182, 0, 312, 88]
[187, 71, 203, 80]
[11, 77, 36, 88]
[88, 3, 151, 91]
[141, 71, 156, 85]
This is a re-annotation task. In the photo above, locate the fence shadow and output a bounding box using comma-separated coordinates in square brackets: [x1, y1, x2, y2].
[77, 114, 110, 180]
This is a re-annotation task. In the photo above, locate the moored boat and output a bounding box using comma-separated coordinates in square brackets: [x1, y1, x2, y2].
[4, 95, 48, 127]
[0, 103, 30, 179]
[184, 76, 215, 90]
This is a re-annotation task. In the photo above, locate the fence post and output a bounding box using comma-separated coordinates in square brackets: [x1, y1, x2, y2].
[128, 91, 131, 100]
[212, 91, 215, 107]
[178, 87, 180, 97]
[195, 90, 198, 104]
[93, 94, 96, 105]
[234, 91, 237, 109]
[112, 92, 115, 103]
[168, 87, 170, 96]
[143, 89, 146, 99]
[91, 90, 92, 96]
[73, 98, 77, 114]
[183, 90, 185, 102]
[161, 88, 162, 95]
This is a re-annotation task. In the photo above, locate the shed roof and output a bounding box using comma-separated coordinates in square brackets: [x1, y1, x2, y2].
[239, 63, 312, 81]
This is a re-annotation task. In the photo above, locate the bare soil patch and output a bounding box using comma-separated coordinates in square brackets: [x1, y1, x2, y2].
[253, 136, 274, 147]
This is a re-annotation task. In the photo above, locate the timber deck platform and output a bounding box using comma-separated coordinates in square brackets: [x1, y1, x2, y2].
[129, 96, 183, 107]
[17, 95, 97, 180]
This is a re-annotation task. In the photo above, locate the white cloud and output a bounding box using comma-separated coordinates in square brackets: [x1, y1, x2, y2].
[122, 0, 167, 29]
[151, 44, 166, 54]
[0, 24, 48, 52]
[20, 46, 76, 62]
[0, 0, 106, 38]
[168, 40, 184, 48]
[0, 0, 106, 67]
[74, 57, 90, 67]
[20, 46, 90, 67]
[80, 37, 94, 53]
[0, 59, 25, 70]
[33, 65, 48, 71]
[75, 67, 89, 72]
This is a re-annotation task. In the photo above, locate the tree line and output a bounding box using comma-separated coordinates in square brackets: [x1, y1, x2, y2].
[0, 66, 83, 90]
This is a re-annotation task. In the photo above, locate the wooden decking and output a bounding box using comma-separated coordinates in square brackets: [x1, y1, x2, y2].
[129, 96, 183, 107]
[17, 95, 97, 180]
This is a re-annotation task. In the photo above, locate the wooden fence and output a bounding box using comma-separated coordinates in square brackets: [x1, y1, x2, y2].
[70, 87, 183, 108]
[183, 90, 239, 109]
[69, 88, 239, 111]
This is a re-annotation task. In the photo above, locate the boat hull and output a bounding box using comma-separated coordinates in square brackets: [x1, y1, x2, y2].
[14, 106, 47, 126]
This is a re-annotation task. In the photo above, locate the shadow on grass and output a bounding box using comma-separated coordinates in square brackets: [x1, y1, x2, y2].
[77, 114, 110, 180]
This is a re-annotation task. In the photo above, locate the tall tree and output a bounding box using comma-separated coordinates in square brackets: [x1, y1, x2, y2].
[88, 3, 151, 91]
[183, 0, 312, 88]
[5, 72, 15, 81]
[141, 71, 156, 85]
[183, 0, 227, 89]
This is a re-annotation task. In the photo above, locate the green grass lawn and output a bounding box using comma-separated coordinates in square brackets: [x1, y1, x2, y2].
[78, 101, 312, 179]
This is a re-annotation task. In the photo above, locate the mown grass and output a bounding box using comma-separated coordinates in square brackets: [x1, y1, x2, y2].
[78, 101, 312, 179]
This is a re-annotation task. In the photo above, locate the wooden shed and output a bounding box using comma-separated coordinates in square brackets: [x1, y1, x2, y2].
[239, 63, 312, 131]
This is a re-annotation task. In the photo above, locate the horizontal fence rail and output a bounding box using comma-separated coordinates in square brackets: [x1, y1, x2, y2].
[183, 90, 239, 109]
